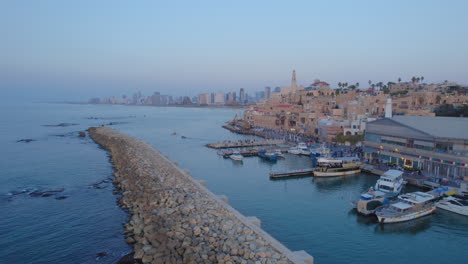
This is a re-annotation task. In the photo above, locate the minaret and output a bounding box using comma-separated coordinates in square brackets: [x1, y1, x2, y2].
[291, 70, 297, 91]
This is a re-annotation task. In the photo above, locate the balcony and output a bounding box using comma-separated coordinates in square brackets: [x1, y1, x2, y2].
[364, 141, 468, 163]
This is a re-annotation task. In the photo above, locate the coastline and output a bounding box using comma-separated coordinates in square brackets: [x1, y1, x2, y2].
[50, 101, 248, 110]
[88, 126, 313, 264]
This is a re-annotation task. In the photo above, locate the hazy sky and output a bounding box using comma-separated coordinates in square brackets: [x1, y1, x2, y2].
[2, 0, 468, 101]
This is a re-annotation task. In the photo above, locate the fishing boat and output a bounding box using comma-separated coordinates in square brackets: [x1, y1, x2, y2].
[258, 150, 278, 161]
[355, 170, 406, 215]
[436, 196, 468, 216]
[375, 192, 437, 224]
[313, 158, 361, 177]
[229, 151, 243, 161]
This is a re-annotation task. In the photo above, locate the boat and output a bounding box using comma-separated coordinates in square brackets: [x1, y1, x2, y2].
[297, 142, 311, 156]
[288, 147, 302, 155]
[258, 150, 278, 161]
[274, 149, 285, 157]
[375, 192, 437, 224]
[375, 170, 405, 196]
[171, 132, 177, 135]
[229, 151, 243, 161]
[310, 143, 331, 157]
[313, 158, 361, 177]
[436, 196, 468, 216]
[355, 170, 406, 215]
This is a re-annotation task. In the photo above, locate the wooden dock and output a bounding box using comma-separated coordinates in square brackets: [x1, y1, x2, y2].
[207, 139, 285, 149]
[270, 168, 315, 179]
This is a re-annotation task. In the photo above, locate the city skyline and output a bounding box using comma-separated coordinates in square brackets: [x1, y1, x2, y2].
[2, 0, 468, 101]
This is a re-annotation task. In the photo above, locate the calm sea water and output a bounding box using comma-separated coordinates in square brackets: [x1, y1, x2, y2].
[0, 103, 466, 264]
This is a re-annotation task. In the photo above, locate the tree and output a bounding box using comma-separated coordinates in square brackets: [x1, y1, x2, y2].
[356, 82, 360, 88]
[338, 82, 342, 88]
[368, 80, 372, 87]
[421, 76, 424, 83]
[416, 77, 420, 83]
[398, 77, 401, 83]
[411, 76, 416, 83]
[435, 95, 442, 104]
[371, 84, 375, 89]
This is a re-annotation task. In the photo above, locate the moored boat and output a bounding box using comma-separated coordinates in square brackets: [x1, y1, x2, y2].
[258, 150, 278, 161]
[229, 151, 243, 161]
[375, 192, 437, 224]
[313, 158, 361, 177]
[274, 149, 285, 157]
[355, 170, 406, 215]
[436, 196, 468, 216]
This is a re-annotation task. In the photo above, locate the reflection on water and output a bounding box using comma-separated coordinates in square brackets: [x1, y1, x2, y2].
[374, 215, 433, 234]
[312, 174, 361, 190]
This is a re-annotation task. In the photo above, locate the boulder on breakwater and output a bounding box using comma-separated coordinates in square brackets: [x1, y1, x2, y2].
[88, 126, 312, 264]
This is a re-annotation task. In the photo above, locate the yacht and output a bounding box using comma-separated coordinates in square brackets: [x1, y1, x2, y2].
[313, 158, 361, 177]
[375, 192, 436, 224]
[436, 196, 468, 216]
[355, 170, 405, 215]
[229, 151, 243, 161]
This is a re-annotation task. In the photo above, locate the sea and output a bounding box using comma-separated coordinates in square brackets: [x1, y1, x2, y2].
[1, 103, 467, 264]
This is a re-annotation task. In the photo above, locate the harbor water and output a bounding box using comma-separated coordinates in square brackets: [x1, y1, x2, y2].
[1, 103, 467, 264]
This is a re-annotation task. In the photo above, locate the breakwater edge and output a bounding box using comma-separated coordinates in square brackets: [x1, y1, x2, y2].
[88, 126, 313, 264]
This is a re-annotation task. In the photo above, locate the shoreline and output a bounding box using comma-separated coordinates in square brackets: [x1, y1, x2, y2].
[47, 101, 248, 110]
[88, 126, 313, 264]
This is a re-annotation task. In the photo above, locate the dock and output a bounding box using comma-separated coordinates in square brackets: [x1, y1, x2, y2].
[207, 139, 285, 149]
[270, 168, 315, 179]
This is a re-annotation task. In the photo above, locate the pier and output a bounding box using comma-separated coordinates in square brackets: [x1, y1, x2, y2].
[270, 168, 315, 179]
[207, 139, 285, 149]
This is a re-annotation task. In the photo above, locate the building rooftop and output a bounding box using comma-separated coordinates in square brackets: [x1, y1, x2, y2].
[391, 115, 468, 140]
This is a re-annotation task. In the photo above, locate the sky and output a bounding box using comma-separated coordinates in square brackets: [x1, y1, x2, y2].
[1, 0, 468, 101]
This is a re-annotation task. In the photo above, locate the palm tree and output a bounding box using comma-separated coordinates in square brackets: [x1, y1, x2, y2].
[416, 77, 420, 83]
[371, 84, 375, 89]
[338, 82, 342, 88]
[368, 80, 372, 87]
[421, 76, 424, 83]
[356, 82, 360, 88]
[398, 77, 401, 83]
[411, 76, 416, 83]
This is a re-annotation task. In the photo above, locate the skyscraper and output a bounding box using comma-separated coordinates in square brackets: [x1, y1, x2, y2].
[239, 88, 245, 104]
[264, 86, 271, 99]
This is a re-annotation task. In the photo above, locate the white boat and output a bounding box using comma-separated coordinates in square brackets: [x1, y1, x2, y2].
[274, 149, 285, 157]
[310, 143, 331, 157]
[375, 170, 405, 196]
[313, 158, 361, 177]
[436, 196, 468, 216]
[229, 151, 243, 161]
[288, 147, 302, 155]
[375, 192, 436, 224]
[356, 170, 406, 215]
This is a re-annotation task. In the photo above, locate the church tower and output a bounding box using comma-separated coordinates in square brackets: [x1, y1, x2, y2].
[291, 70, 297, 91]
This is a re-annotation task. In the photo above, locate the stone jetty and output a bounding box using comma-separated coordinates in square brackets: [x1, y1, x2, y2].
[88, 127, 313, 264]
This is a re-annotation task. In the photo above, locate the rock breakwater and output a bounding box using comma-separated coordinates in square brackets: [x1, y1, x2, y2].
[88, 127, 313, 264]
